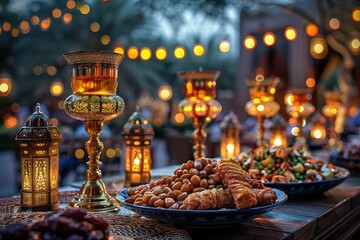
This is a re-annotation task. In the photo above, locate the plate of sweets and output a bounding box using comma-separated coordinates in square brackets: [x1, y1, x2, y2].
[237, 146, 350, 197]
[329, 142, 360, 170]
[116, 158, 287, 227]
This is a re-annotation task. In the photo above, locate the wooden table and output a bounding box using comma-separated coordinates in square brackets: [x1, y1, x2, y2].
[35, 166, 360, 240]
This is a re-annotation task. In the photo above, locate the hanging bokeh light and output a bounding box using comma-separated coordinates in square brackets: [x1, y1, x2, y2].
[101, 35, 110, 45]
[52, 9, 62, 18]
[127, 46, 139, 60]
[352, 7, 360, 22]
[20, 21, 30, 34]
[80, 4, 90, 14]
[2, 22, 11, 32]
[31, 16, 40, 25]
[50, 81, 64, 96]
[306, 77, 316, 88]
[155, 47, 167, 60]
[90, 22, 100, 32]
[193, 44, 205, 56]
[219, 40, 230, 52]
[11, 29, 19, 37]
[263, 32, 276, 46]
[329, 18, 340, 30]
[4, 115, 17, 128]
[310, 38, 328, 59]
[158, 85, 172, 101]
[306, 23, 319, 37]
[349, 38, 360, 55]
[0, 75, 12, 97]
[66, 0, 76, 9]
[174, 46, 186, 59]
[140, 47, 152, 60]
[40, 18, 51, 30]
[114, 47, 124, 54]
[284, 26, 297, 41]
[243, 36, 256, 50]
[63, 13, 73, 24]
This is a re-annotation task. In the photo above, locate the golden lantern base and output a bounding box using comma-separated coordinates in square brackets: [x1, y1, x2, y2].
[21, 202, 60, 212]
[68, 179, 119, 213]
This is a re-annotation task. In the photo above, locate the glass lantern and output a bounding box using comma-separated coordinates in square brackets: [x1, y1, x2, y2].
[15, 103, 62, 211]
[122, 107, 154, 187]
[269, 114, 288, 148]
[220, 111, 241, 159]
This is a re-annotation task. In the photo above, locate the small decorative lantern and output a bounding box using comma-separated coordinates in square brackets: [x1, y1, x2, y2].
[220, 111, 241, 159]
[15, 103, 62, 211]
[122, 107, 154, 187]
[269, 114, 288, 147]
[310, 112, 327, 141]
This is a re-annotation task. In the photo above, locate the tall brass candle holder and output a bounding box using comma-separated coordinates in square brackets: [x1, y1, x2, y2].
[63, 51, 125, 212]
[178, 70, 222, 159]
[245, 75, 280, 147]
[285, 88, 315, 155]
[322, 90, 346, 152]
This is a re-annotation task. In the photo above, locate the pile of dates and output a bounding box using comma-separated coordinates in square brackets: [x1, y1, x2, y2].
[0, 208, 109, 240]
[125, 158, 224, 209]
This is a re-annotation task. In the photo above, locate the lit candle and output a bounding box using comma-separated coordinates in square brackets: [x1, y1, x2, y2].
[273, 136, 283, 147]
[226, 143, 235, 155]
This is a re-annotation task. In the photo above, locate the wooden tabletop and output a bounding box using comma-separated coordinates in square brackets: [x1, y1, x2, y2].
[186, 176, 360, 240]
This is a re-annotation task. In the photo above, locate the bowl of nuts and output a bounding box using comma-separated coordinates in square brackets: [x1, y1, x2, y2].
[116, 158, 287, 227]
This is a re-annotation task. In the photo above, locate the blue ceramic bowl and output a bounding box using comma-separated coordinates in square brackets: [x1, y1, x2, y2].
[116, 188, 287, 227]
[264, 167, 350, 197]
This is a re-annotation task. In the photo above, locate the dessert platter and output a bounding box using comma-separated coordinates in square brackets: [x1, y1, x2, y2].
[237, 146, 350, 196]
[117, 158, 287, 227]
[329, 143, 360, 171]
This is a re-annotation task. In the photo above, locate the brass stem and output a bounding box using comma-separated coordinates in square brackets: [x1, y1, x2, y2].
[84, 120, 104, 181]
[192, 117, 207, 159]
[257, 115, 265, 147]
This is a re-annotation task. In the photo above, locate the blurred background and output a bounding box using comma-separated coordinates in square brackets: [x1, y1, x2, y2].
[0, 0, 359, 196]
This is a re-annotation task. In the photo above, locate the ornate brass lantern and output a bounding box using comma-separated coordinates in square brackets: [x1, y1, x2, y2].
[220, 111, 241, 159]
[269, 115, 288, 147]
[245, 75, 280, 146]
[122, 107, 154, 187]
[15, 103, 62, 211]
[322, 90, 346, 151]
[178, 70, 222, 159]
[285, 88, 315, 155]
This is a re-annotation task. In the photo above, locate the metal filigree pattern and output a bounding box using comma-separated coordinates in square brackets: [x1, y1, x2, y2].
[50, 156, 58, 190]
[34, 193, 47, 206]
[22, 159, 31, 191]
[34, 159, 47, 191]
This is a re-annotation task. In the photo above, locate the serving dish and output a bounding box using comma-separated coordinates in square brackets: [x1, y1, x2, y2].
[116, 188, 287, 227]
[263, 167, 350, 196]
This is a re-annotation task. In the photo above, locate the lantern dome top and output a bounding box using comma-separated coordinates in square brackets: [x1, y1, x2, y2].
[15, 103, 62, 142]
[25, 103, 53, 127]
[220, 111, 241, 130]
[122, 106, 154, 138]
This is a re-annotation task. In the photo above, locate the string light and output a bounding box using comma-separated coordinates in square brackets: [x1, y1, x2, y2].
[127, 46, 139, 60]
[31, 16, 40, 25]
[140, 47, 152, 60]
[63, 13, 73, 24]
[114, 47, 124, 54]
[310, 38, 328, 59]
[52, 9, 62, 18]
[40, 18, 51, 30]
[101, 35, 110, 45]
[352, 7, 360, 22]
[243, 36, 256, 50]
[306, 23, 318, 37]
[284, 26, 297, 41]
[66, 0, 76, 9]
[219, 40, 230, 52]
[306, 77, 316, 88]
[90, 22, 100, 32]
[11, 29, 19, 37]
[329, 18, 340, 30]
[155, 47, 167, 60]
[263, 32, 276, 46]
[193, 44, 205, 56]
[349, 38, 360, 55]
[174, 46, 186, 59]
[2, 22, 11, 32]
[80, 4, 91, 15]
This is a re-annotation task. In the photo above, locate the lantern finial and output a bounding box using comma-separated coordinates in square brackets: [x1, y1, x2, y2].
[36, 103, 41, 113]
[135, 105, 141, 112]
